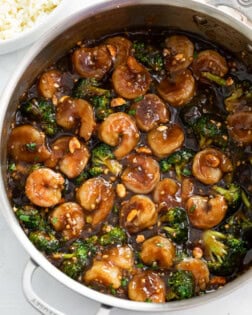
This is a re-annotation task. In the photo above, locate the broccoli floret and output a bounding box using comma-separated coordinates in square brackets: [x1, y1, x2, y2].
[132, 41, 164, 72]
[201, 72, 231, 86]
[174, 248, 191, 264]
[239, 216, 252, 247]
[203, 230, 247, 276]
[54, 238, 97, 279]
[73, 79, 113, 120]
[240, 192, 252, 246]
[90, 143, 122, 176]
[74, 170, 90, 185]
[220, 213, 240, 236]
[91, 94, 113, 120]
[69, 239, 96, 266]
[73, 78, 109, 99]
[16, 206, 60, 254]
[21, 99, 57, 136]
[88, 166, 104, 177]
[91, 143, 113, 164]
[224, 82, 252, 113]
[192, 114, 228, 148]
[221, 211, 252, 241]
[99, 227, 127, 246]
[60, 260, 82, 279]
[161, 207, 189, 244]
[16, 207, 44, 230]
[29, 231, 60, 254]
[241, 190, 252, 211]
[167, 270, 195, 301]
[212, 183, 241, 210]
[160, 148, 194, 180]
[220, 190, 252, 243]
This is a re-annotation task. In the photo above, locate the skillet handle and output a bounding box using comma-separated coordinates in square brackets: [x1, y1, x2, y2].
[95, 305, 113, 315]
[23, 259, 113, 315]
[23, 259, 65, 315]
[203, 0, 252, 24]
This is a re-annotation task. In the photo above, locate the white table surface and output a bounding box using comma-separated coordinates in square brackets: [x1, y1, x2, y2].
[1, 1, 252, 314]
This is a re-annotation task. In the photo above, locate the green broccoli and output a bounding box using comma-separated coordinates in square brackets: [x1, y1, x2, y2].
[99, 227, 127, 246]
[73, 79, 113, 120]
[241, 190, 252, 211]
[212, 183, 241, 210]
[160, 207, 189, 244]
[88, 166, 104, 177]
[132, 41, 164, 72]
[16, 207, 44, 230]
[159, 148, 194, 180]
[90, 143, 122, 176]
[54, 238, 97, 279]
[219, 190, 252, 242]
[241, 191, 252, 245]
[192, 114, 228, 148]
[203, 229, 247, 276]
[29, 231, 60, 254]
[91, 94, 113, 120]
[60, 260, 83, 279]
[73, 78, 109, 99]
[201, 72, 230, 86]
[221, 211, 252, 240]
[16, 206, 61, 254]
[174, 248, 191, 264]
[74, 170, 90, 185]
[21, 99, 57, 136]
[224, 82, 252, 113]
[167, 270, 195, 301]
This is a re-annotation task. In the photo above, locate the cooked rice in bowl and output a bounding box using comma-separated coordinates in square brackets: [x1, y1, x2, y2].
[0, 0, 62, 41]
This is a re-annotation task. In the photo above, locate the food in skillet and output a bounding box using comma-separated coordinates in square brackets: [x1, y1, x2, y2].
[7, 31, 252, 302]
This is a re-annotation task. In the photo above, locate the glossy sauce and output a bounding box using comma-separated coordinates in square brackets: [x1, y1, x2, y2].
[6, 29, 252, 301]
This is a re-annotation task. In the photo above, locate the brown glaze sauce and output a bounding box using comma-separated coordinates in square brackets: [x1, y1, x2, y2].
[6, 29, 252, 302]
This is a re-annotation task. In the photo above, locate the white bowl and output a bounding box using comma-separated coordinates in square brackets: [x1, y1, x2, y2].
[0, 0, 68, 55]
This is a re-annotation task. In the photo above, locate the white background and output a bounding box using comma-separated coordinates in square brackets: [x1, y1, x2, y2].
[0, 1, 252, 314]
